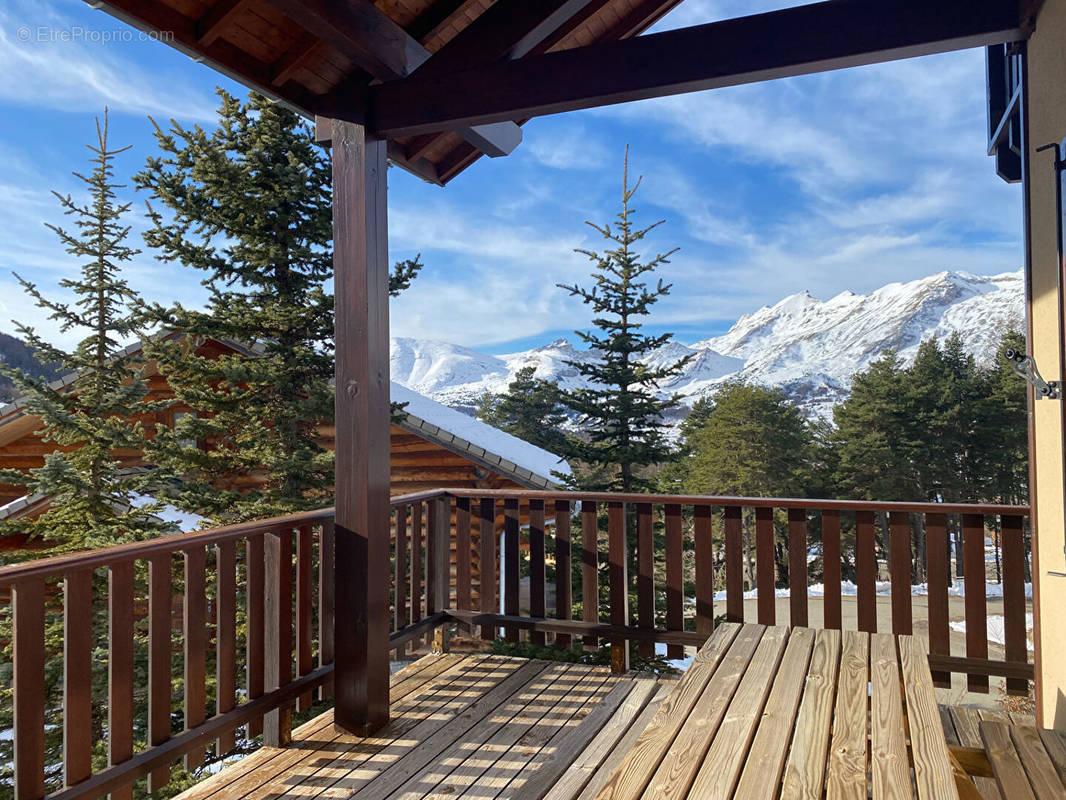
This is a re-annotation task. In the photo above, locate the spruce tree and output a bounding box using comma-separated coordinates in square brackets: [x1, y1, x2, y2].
[556, 149, 691, 492]
[476, 366, 569, 455]
[0, 112, 174, 554]
[134, 91, 337, 522]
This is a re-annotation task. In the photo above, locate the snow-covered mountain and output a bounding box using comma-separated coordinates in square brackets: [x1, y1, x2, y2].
[391, 269, 1025, 419]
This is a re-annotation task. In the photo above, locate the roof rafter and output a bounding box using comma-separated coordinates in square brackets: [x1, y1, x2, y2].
[264, 0, 522, 157]
[368, 0, 1027, 138]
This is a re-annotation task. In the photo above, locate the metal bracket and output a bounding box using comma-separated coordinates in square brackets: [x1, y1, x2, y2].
[1004, 347, 1060, 399]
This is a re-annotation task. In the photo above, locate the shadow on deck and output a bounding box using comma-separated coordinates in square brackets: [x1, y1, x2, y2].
[177, 654, 672, 800]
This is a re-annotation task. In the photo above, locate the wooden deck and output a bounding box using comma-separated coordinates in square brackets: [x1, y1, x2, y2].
[177, 622, 981, 800]
[176, 653, 673, 800]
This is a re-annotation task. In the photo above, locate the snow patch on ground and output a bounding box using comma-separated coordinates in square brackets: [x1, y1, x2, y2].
[950, 613, 1035, 648]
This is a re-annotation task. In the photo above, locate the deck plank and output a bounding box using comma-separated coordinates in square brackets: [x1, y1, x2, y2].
[386, 663, 601, 799]
[349, 660, 555, 799]
[475, 672, 619, 799]
[951, 707, 1004, 800]
[593, 623, 745, 800]
[735, 627, 817, 798]
[1038, 729, 1066, 785]
[542, 678, 665, 800]
[899, 635, 959, 799]
[825, 630, 869, 800]
[417, 664, 608, 799]
[509, 678, 643, 799]
[1010, 724, 1066, 799]
[620, 625, 763, 800]
[981, 721, 1037, 800]
[172, 654, 468, 800]
[870, 633, 911, 800]
[292, 656, 534, 799]
[686, 625, 791, 800]
[780, 629, 842, 800]
[572, 680, 677, 800]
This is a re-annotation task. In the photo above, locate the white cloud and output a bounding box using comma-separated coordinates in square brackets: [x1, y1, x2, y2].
[0, 1, 216, 121]
[525, 122, 611, 171]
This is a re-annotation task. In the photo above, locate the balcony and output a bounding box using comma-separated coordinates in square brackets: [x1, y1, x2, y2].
[1, 489, 1035, 800]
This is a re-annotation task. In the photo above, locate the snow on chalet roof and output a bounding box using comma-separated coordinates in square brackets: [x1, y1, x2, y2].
[391, 382, 569, 488]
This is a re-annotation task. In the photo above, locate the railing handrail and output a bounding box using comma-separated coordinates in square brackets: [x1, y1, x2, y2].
[0, 490, 454, 585]
[0, 507, 333, 585]
[438, 488, 1030, 516]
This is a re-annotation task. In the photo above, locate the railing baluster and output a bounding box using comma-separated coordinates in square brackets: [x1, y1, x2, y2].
[13, 577, 45, 800]
[503, 497, 520, 643]
[963, 513, 989, 693]
[529, 498, 546, 645]
[216, 539, 237, 751]
[636, 501, 653, 658]
[108, 562, 134, 800]
[428, 495, 451, 653]
[184, 546, 207, 770]
[554, 499, 572, 649]
[63, 570, 93, 789]
[246, 535, 265, 738]
[411, 502, 423, 644]
[855, 510, 877, 633]
[889, 510, 912, 636]
[264, 527, 293, 746]
[665, 503, 684, 658]
[456, 497, 472, 635]
[693, 504, 713, 636]
[296, 524, 313, 711]
[318, 520, 335, 701]
[582, 500, 598, 647]
[607, 500, 628, 673]
[789, 508, 808, 627]
[1001, 514, 1027, 695]
[394, 505, 408, 655]
[724, 505, 743, 623]
[924, 513, 950, 687]
[821, 510, 841, 630]
[148, 553, 172, 792]
[479, 498, 497, 642]
[756, 506, 775, 625]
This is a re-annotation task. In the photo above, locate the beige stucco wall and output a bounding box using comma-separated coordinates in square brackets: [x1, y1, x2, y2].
[1026, 0, 1066, 730]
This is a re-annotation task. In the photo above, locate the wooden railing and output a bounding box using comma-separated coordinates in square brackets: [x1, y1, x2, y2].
[430, 490, 1033, 694]
[1, 489, 1032, 800]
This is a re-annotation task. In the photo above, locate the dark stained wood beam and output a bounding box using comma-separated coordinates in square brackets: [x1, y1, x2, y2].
[324, 117, 392, 736]
[412, 0, 603, 77]
[270, 32, 322, 87]
[195, 0, 252, 46]
[369, 0, 1028, 137]
[265, 0, 522, 156]
[406, 0, 471, 43]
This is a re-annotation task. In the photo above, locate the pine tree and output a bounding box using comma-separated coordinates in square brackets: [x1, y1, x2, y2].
[476, 366, 569, 455]
[134, 91, 337, 522]
[0, 112, 177, 800]
[556, 149, 692, 492]
[0, 112, 174, 554]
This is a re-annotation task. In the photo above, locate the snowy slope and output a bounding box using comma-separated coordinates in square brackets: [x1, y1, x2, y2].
[391, 269, 1024, 419]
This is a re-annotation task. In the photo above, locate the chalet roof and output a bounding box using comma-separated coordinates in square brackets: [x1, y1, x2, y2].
[90, 0, 683, 186]
[391, 382, 569, 488]
[0, 335, 569, 488]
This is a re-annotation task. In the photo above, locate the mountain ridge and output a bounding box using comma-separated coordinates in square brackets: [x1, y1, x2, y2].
[391, 269, 1024, 419]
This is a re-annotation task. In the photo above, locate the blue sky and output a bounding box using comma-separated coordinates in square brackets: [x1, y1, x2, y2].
[0, 0, 1023, 355]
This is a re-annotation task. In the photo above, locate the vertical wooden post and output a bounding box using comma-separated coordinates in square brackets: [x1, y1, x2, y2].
[13, 577, 45, 800]
[322, 116, 392, 735]
[264, 528, 293, 746]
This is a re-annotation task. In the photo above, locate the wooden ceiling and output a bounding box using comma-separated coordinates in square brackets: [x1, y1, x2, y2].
[93, 0, 682, 185]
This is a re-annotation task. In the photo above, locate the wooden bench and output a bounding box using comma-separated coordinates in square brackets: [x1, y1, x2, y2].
[595, 622, 961, 799]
